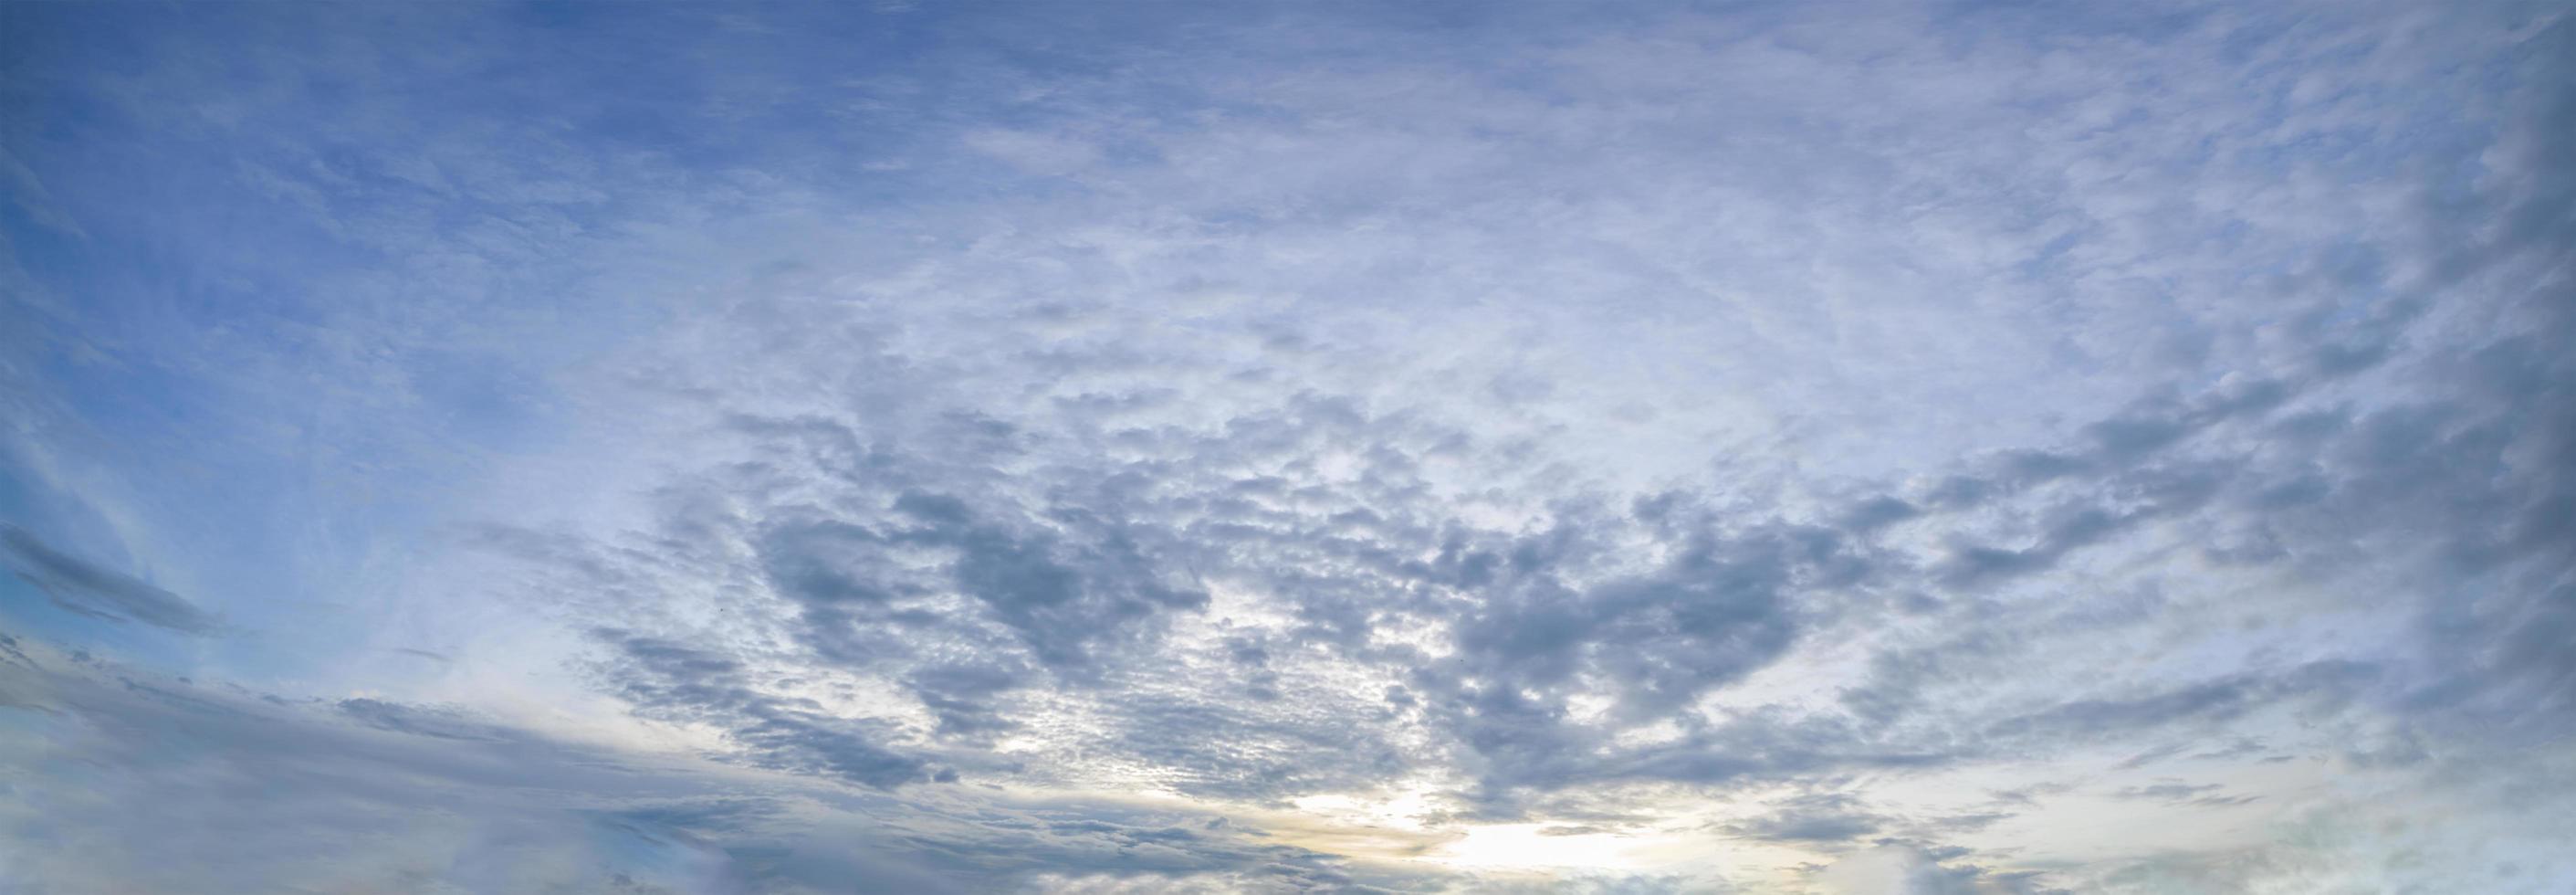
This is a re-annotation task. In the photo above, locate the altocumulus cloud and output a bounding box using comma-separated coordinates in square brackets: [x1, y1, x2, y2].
[3, 2, 2572, 892]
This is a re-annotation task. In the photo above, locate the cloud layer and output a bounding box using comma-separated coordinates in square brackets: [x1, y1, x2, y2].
[5, 2, 2573, 892]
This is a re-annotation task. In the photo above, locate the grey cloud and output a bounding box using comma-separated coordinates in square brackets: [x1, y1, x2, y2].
[1726, 794, 1886, 845]
[1537, 825, 1613, 837]
[874, 801, 1412, 894]
[2110, 783, 2215, 802]
[1396, 509, 1888, 809]
[718, 416, 1217, 679]
[338, 697, 509, 742]
[391, 647, 453, 663]
[2110, 743, 2188, 770]
[1985, 784, 2071, 807]
[1984, 661, 2377, 745]
[0, 648, 903, 893]
[594, 628, 933, 790]
[0, 645, 1440, 893]
[0, 524, 219, 635]
[908, 661, 1031, 740]
[1841, 495, 1924, 532]
[896, 491, 1212, 673]
[1926, 813, 2012, 834]
[1809, 843, 2044, 895]
[1075, 663, 1420, 803]
[757, 519, 899, 608]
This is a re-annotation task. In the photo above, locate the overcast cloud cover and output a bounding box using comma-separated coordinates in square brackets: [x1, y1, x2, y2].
[4, 2, 2572, 892]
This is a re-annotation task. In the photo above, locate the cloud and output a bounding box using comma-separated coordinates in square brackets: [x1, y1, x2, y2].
[2109, 782, 2261, 808]
[0, 524, 218, 635]
[0, 643, 1430, 893]
[0, 645, 828, 893]
[1726, 794, 1886, 845]
[592, 627, 934, 790]
[2, 2, 2572, 892]
[1813, 844, 2005, 895]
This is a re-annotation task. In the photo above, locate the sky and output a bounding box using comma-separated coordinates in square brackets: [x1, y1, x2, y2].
[1, 2, 2571, 892]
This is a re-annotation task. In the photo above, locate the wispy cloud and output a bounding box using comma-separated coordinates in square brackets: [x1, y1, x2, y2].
[1, 524, 216, 635]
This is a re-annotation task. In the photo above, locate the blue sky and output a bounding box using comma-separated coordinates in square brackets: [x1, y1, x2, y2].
[3, 2, 2572, 892]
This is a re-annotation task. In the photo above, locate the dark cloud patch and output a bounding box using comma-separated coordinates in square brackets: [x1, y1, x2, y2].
[0, 645, 1438, 893]
[2110, 782, 2262, 809]
[1587, 711, 1953, 793]
[714, 426, 1220, 682]
[756, 519, 897, 608]
[2109, 781, 2263, 810]
[593, 628, 931, 790]
[0, 631, 37, 670]
[594, 796, 787, 837]
[1927, 812, 2013, 834]
[2184, 738, 2268, 763]
[1984, 661, 2376, 746]
[1935, 458, 2237, 589]
[0, 647, 845, 893]
[2083, 411, 2187, 459]
[2112, 783, 2220, 802]
[1726, 794, 1887, 845]
[1089, 679, 1419, 803]
[1408, 512, 1878, 809]
[337, 698, 508, 742]
[1988, 784, 2073, 807]
[906, 661, 1029, 742]
[871, 800, 1411, 893]
[1806, 842, 2035, 895]
[0, 524, 218, 635]
[2111, 743, 2187, 770]
[1842, 495, 1924, 532]
[892, 491, 1211, 673]
[2300, 21, 2576, 741]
